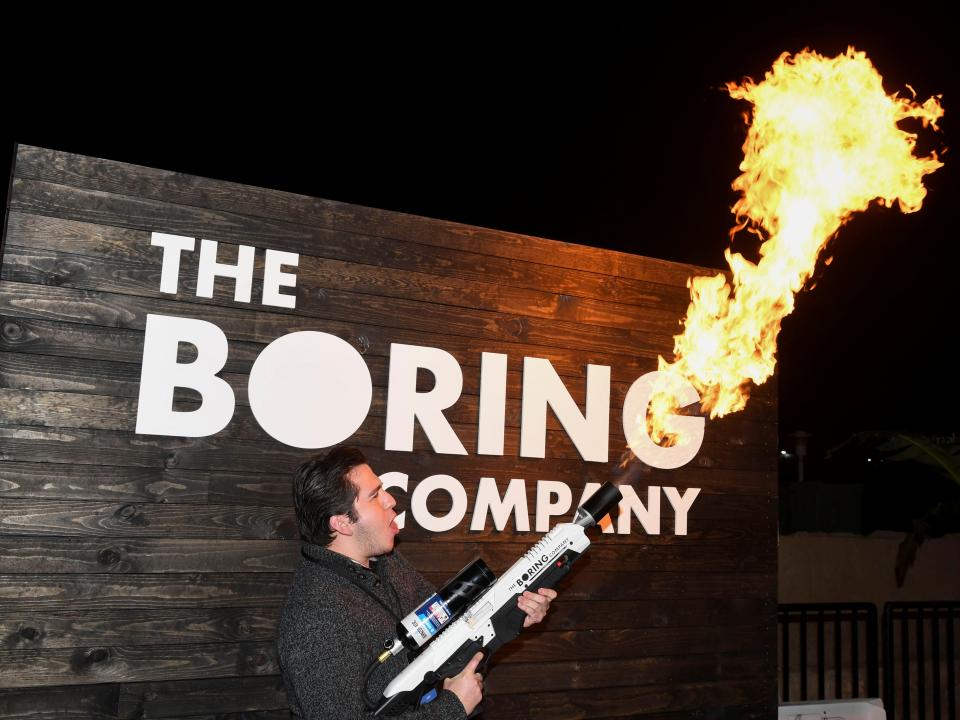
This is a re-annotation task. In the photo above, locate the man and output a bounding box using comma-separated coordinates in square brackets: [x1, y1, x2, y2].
[277, 446, 555, 719]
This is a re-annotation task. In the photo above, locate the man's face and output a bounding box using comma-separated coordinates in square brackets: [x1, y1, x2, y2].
[347, 463, 399, 561]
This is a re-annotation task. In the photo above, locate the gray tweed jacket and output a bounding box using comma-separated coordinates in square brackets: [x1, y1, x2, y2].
[277, 543, 468, 720]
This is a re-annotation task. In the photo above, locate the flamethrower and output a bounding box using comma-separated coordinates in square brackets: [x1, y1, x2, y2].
[368, 481, 623, 716]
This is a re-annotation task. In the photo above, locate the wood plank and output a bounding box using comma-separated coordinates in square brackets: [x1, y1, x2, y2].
[0, 608, 279, 650]
[399, 540, 775, 576]
[0, 310, 665, 387]
[0, 374, 772, 440]
[0, 352, 653, 437]
[484, 679, 767, 720]
[0, 350, 778, 436]
[0, 500, 773, 550]
[1, 388, 140, 433]
[0, 677, 769, 720]
[0, 388, 776, 467]
[484, 651, 766, 695]
[0, 347, 457, 406]
[123, 668, 762, 720]
[399, 514, 774, 546]
[1, 315, 150, 365]
[0, 640, 278, 688]
[0, 424, 305, 473]
[0, 599, 765, 654]
[1, 351, 147, 398]
[8, 177, 695, 310]
[534, 597, 771, 632]
[0, 538, 298, 572]
[0, 462, 210, 504]
[481, 685, 749, 720]
[13, 146, 714, 289]
[0, 280, 779, 433]
[0, 279, 668, 378]
[371, 455, 777, 501]
[6, 211, 688, 334]
[0, 623, 767, 690]
[117, 675, 287, 719]
[0, 568, 771, 613]
[0, 419, 776, 476]
[0, 517, 772, 572]
[0, 500, 297, 540]
[0, 573, 291, 610]
[504, 617, 771, 669]
[0, 683, 120, 719]
[0, 322, 778, 425]
[0, 454, 774, 506]
[0, 462, 774, 534]
[485, 571, 775, 602]
[2, 246, 678, 358]
[0, 447, 775, 508]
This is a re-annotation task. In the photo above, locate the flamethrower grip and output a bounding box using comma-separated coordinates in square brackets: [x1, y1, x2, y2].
[374, 639, 484, 716]
[434, 638, 485, 679]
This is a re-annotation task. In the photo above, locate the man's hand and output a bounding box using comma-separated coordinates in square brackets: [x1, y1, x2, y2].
[443, 651, 484, 715]
[518, 587, 557, 627]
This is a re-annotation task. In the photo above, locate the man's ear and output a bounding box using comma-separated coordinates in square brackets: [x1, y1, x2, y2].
[329, 514, 355, 537]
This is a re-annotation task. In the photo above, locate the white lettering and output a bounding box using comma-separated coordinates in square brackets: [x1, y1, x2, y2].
[520, 358, 610, 462]
[618, 484, 660, 535]
[248, 331, 372, 449]
[470, 477, 529, 532]
[477, 352, 508, 455]
[397, 475, 701, 536]
[135, 314, 235, 437]
[535, 480, 573, 531]
[622, 371, 705, 469]
[385, 344, 467, 455]
[151, 232, 195, 294]
[262, 249, 299, 308]
[411, 474, 468, 532]
[197, 239, 255, 303]
[663, 486, 701, 535]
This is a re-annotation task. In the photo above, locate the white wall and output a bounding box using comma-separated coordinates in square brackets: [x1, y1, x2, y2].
[779, 531, 960, 606]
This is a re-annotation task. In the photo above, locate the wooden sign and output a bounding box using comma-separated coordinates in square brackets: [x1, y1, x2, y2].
[0, 145, 776, 719]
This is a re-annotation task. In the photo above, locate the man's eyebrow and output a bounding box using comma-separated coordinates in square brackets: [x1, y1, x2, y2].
[368, 482, 383, 499]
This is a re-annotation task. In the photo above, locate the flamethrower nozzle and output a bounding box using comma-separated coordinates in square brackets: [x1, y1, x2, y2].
[574, 482, 622, 527]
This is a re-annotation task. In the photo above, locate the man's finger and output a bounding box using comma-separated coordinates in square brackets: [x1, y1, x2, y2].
[464, 651, 484, 673]
[520, 591, 547, 608]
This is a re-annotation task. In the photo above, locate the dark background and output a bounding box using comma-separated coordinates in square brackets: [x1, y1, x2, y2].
[2, 16, 956, 528]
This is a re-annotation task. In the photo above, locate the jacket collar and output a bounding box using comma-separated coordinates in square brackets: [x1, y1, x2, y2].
[301, 542, 383, 575]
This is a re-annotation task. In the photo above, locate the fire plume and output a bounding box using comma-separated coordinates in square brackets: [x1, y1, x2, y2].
[638, 47, 944, 450]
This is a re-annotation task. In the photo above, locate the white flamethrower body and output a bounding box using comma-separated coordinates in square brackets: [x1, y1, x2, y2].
[373, 481, 622, 716]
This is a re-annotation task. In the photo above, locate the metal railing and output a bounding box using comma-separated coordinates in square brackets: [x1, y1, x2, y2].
[779, 603, 880, 703]
[883, 602, 960, 720]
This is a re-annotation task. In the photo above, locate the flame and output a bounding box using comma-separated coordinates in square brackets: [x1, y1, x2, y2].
[635, 47, 944, 451]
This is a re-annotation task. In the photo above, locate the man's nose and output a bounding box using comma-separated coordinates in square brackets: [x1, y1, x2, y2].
[383, 490, 396, 509]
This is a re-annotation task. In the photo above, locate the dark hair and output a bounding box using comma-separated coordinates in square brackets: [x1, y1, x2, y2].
[293, 446, 367, 546]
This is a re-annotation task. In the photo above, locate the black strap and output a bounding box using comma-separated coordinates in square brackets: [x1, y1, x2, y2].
[300, 548, 403, 622]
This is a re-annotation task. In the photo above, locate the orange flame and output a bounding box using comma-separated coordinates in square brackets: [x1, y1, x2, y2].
[636, 47, 944, 451]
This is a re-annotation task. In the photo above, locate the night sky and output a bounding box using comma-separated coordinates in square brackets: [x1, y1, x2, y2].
[2, 16, 956, 461]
